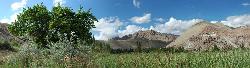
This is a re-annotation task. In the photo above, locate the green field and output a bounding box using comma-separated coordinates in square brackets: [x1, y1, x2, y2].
[93, 49, 250, 68]
[0, 39, 249, 68]
[1, 41, 250, 68]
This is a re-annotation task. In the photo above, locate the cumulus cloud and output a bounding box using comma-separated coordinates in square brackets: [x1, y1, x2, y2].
[210, 21, 219, 23]
[93, 14, 250, 40]
[133, 0, 140, 8]
[221, 15, 250, 28]
[53, 0, 66, 6]
[0, 12, 19, 24]
[0, 19, 10, 23]
[1, 0, 25, 24]
[241, 3, 250, 6]
[150, 17, 204, 34]
[130, 13, 151, 24]
[11, 0, 28, 11]
[118, 25, 148, 37]
[93, 17, 150, 40]
[155, 18, 165, 23]
[92, 17, 123, 40]
[93, 17, 204, 40]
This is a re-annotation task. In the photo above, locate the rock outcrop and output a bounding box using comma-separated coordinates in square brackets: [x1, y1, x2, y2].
[0, 23, 23, 43]
[113, 30, 178, 43]
[166, 21, 250, 51]
[130, 30, 178, 43]
[110, 30, 178, 49]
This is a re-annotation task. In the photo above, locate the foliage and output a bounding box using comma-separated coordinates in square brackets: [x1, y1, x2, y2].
[0, 38, 19, 51]
[8, 3, 97, 48]
[48, 5, 97, 44]
[2, 37, 93, 68]
[8, 4, 50, 48]
[3, 3, 97, 68]
[0, 41, 13, 51]
[92, 41, 111, 52]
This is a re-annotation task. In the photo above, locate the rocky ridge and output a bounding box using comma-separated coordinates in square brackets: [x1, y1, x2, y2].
[0, 23, 15, 42]
[167, 21, 250, 51]
[0, 23, 23, 44]
[110, 30, 178, 49]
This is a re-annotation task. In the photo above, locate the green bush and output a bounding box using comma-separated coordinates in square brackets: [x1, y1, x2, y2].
[2, 37, 93, 68]
[0, 38, 18, 51]
[0, 41, 13, 51]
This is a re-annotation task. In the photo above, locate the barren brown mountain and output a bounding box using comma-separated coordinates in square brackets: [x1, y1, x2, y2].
[110, 30, 178, 49]
[167, 21, 250, 51]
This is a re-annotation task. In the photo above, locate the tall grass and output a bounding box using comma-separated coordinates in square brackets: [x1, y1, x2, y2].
[93, 48, 250, 68]
[2, 38, 250, 68]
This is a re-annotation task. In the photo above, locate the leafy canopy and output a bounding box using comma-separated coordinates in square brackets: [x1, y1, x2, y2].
[8, 4, 97, 48]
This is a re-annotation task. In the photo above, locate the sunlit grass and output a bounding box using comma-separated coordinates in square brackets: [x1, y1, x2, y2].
[2, 40, 250, 68]
[93, 49, 250, 68]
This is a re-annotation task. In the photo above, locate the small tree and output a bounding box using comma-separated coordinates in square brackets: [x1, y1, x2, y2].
[48, 5, 97, 44]
[8, 4, 51, 48]
[8, 4, 97, 48]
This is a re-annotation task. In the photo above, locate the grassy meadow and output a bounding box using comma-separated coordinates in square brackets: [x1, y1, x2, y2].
[0, 40, 250, 68]
[93, 48, 250, 68]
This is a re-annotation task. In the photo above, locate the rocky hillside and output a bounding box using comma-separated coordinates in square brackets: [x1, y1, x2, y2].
[0, 23, 14, 41]
[0, 23, 23, 44]
[113, 30, 178, 43]
[166, 21, 250, 51]
[110, 30, 178, 49]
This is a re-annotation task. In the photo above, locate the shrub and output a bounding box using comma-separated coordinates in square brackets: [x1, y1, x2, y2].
[2, 37, 93, 68]
[0, 41, 13, 51]
[0, 38, 18, 51]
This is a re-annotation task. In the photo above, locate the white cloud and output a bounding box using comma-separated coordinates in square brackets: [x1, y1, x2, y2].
[1, 0, 25, 24]
[93, 14, 250, 40]
[10, 12, 19, 22]
[93, 17, 150, 40]
[151, 15, 250, 34]
[241, 3, 250, 6]
[0, 19, 10, 23]
[92, 17, 123, 40]
[53, 0, 66, 6]
[210, 21, 219, 23]
[0, 12, 19, 24]
[221, 14, 250, 28]
[130, 13, 151, 24]
[150, 17, 204, 34]
[11, 0, 28, 11]
[133, 0, 140, 8]
[156, 18, 165, 23]
[118, 25, 148, 37]
[93, 17, 204, 40]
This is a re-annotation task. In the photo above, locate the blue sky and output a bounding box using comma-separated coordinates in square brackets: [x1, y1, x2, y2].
[1, 0, 250, 40]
